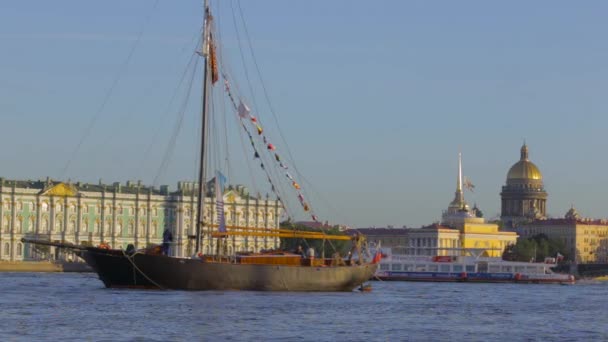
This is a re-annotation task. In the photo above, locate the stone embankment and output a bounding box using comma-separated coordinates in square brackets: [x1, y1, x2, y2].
[0, 261, 92, 272]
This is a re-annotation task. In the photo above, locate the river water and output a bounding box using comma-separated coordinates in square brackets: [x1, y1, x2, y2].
[0, 272, 606, 341]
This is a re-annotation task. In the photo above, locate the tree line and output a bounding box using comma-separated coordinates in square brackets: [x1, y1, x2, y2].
[502, 233, 569, 262]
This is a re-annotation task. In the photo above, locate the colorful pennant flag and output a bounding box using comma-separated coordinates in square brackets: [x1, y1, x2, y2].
[238, 100, 250, 118]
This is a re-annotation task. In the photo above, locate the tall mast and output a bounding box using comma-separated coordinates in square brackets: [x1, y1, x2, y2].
[195, 0, 210, 253]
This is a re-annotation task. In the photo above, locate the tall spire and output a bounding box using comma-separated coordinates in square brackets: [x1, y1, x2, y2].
[457, 152, 463, 193]
[449, 152, 466, 210]
[443, 151, 470, 224]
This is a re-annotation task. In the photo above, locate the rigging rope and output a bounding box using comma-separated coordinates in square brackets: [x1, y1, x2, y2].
[230, 2, 319, 221]
[61, 0, 160, 180]
[227, 0, 294, 217]
[153, 58, 200, 187]
[137, 48, 201, 181]
[235, 0, 304, 186]
[235, 1, 353, 232]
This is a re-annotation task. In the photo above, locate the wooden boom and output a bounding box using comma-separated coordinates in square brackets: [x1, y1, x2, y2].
[207, 224, 352, 240]
[211, 230, 352, 240]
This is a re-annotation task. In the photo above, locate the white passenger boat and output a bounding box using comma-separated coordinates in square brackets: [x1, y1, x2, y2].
[374, 247, 575, 284]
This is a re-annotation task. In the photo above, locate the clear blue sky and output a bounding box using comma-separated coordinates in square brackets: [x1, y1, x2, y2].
[1, 1, 608, 228]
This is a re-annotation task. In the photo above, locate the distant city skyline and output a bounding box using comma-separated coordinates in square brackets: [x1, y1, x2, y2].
[1, 1, 608, 228]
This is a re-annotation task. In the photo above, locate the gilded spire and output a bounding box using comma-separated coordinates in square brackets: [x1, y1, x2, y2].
[443, 152, 470, 223]
[520, 143, 529, 161]
[450, 152, 465, 208]
[457, 152, 462, 192]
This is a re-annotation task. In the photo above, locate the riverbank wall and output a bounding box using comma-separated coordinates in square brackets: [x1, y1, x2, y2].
[0, 261, 92, 272]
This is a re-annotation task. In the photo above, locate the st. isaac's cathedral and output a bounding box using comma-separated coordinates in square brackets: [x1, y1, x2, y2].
[500, 143, 608, 263]
[500, 143, 548, 227]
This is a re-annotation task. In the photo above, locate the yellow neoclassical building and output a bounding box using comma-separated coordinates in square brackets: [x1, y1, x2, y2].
[441, 153, 518, 256]
[516, 207, 608, 263]
[355, 219, 517, 258]
[443, 217, 517, 257]
[356, 153, 517, 257]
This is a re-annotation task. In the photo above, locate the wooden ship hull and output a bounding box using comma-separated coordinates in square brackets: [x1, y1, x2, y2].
[78, 246, 376, 291]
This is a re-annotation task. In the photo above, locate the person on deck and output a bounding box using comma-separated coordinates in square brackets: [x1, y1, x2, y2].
[295, 245, 305, 258]
[162, 228, 173, 256]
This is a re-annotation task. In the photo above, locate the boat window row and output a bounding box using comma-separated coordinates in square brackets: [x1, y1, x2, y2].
[382, 262, 548, 273]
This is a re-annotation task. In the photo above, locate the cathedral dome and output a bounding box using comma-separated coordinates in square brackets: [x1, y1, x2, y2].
[506, 144, 543, 180]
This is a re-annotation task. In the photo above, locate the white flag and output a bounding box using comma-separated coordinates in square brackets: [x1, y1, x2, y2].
[238, 101, 250, 118]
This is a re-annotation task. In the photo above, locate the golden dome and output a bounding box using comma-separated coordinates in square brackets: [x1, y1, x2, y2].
[506, 144, 543, 180]
[507, 160, 542, 180]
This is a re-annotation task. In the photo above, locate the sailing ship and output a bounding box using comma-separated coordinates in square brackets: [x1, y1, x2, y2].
[23, 1, 377, 291]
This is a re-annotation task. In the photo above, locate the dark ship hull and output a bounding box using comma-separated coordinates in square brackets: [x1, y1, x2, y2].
[77, 247, 377, 291]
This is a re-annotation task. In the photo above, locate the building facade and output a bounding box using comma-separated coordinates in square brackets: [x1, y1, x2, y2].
[500, 144, 548, 226]
[516, 207, 608, 263]
[0, 178, 282, 262]
[441, 152, 518, 256]
[355, 222, 516, 258]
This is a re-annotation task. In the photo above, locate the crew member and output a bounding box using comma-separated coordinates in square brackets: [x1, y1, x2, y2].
[295, 245, 305, 258]
[162, 228, 173, 255]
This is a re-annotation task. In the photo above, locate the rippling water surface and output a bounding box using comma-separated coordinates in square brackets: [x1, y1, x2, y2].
[0, 272, 606, 341]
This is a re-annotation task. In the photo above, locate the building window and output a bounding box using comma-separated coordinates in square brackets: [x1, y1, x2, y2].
[16, 243, 22, 256]
[3, 243, 9, 255]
